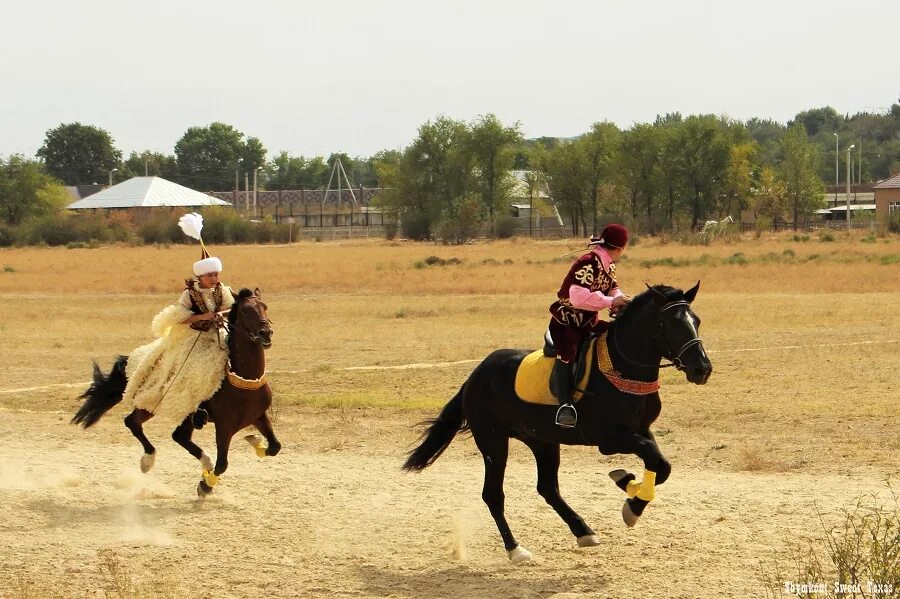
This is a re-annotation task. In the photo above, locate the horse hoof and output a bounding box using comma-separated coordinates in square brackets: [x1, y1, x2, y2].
[577, 534, 600, 547]
[140, 453, 156, 473]
[609, 469, 636, 493]
[608, 469, 629, 483]
[200, 453, 213, 472]
[197, 480, 213, 498]
[622, 501, 639, 528]
[507, 546, 533, 565]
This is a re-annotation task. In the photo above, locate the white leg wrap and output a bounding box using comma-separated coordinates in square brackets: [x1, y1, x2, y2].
[507, 545, 533, 564]
[140, 453, 156, 473]
[199, 453, 213, 472]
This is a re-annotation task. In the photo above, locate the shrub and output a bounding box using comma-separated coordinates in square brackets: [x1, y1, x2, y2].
[401, 210, 432, 241]
[494, 215, 519, 239]
[20, 213, 80, 246]
[383, 220, 398, 240]
[760, 489, 900, 599]
[820, 232, 835, 242]
[0, 223, 15, 247]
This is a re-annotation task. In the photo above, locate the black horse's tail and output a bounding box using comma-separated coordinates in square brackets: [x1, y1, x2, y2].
[402, 385, 468, 472]
[72, 355, 129, 428]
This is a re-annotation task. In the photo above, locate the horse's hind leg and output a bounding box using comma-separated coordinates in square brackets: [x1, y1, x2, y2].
[197, 425, 234, 498]
[172, 417, 213, 471]
[245, 412, 281, 458]
[124, 408, 157, 473]
[472, 428, 529, 564]
[524, 440, 599, 547]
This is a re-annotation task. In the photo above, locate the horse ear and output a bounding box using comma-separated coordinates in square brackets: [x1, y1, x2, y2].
[646, 283, 668, 307]
[253, 287, 262, 298]
[684, 281, 700, 303]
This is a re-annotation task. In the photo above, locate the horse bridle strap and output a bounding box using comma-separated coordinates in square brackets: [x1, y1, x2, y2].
[610, 300, 704, 372]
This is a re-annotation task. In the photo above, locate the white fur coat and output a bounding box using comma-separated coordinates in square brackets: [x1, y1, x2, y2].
[124, 288, 234, 423]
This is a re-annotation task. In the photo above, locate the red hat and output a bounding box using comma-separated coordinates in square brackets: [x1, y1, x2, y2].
[588, 224, 629, 249]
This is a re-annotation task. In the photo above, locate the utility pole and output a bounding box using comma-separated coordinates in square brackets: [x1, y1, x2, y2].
[833, 133, 839, 205]
[144, 160, 149, 176]
[245, 172, 250, 213]
[846, 144, 855, 231]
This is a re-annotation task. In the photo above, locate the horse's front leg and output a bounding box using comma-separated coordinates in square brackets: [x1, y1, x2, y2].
[124, 408, 157, 473]
[245, 411, 281, 458]
[600, 430, 669, 527]
[171, 417, 213, 472]
[524, 439, 599, 548]
[197, 425, 233, 498]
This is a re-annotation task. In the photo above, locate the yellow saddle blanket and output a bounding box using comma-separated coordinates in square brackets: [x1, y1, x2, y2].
[514, 338, 595, 406]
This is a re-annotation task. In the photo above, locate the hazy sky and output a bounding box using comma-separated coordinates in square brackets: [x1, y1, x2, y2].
[3, 0, 898, 159]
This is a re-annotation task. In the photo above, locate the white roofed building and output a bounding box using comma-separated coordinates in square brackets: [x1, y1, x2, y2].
[67, 176, 232, 210]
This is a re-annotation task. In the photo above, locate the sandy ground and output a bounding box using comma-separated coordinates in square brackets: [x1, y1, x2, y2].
[0, 406, 895, 599]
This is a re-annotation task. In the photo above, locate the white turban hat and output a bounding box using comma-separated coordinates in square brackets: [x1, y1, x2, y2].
[193, 257, 223, 276]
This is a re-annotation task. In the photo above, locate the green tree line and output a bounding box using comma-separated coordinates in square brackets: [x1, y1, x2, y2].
[2, 100, 898, 243]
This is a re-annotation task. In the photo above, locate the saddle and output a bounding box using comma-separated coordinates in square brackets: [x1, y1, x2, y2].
[515, 334, 596, 406]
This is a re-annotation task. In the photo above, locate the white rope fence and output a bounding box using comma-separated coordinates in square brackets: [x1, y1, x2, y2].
[0, 339, 897, 395]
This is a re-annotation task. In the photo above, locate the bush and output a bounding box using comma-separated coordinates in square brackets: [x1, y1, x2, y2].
[820, 232, 835, 242]
[20, 213, 80, 246]
[383, 220, 398, 241]
[760, 489, 900, 598]
[401, 210, 432, 241]
[0, 223, 15, 247]
[494, 215, 519, 239]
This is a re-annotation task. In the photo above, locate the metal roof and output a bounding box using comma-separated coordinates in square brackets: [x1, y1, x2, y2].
[67, 176, 232, 209]
[873, 174, 900, 189]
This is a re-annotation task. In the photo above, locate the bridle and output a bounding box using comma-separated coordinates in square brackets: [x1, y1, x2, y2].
[610, 300, 704, 372]
[222, 299, 273, 349]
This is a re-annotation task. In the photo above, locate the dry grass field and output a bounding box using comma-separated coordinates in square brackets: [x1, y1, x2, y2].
[0, 232, 898, 598]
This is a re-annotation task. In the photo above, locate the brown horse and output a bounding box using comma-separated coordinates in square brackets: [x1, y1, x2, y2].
[73, 287, 280, 497]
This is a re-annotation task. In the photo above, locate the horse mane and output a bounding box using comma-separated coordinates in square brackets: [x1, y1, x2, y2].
[228, 288, 255, 326]
[613, 284, 684, 325]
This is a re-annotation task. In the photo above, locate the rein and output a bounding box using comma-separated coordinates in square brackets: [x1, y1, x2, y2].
[610, 300, 705, 373]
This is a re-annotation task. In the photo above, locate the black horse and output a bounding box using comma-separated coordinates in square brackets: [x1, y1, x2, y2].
[403, 283, 712, 564]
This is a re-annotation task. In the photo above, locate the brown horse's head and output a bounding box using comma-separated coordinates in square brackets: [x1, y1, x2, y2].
[228, 288, 273, 349]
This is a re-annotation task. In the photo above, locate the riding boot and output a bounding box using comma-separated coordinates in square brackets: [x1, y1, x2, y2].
[192, 408, 209, 430]
[551, 359, 577, 428]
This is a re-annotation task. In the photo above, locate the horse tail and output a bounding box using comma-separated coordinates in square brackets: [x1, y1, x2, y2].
[402, 384, 467, 472]
[72, 355, 129, 428]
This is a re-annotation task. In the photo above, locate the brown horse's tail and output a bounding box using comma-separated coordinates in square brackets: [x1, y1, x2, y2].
[402, 385, 467, 472]
[72, 356, 128, 428]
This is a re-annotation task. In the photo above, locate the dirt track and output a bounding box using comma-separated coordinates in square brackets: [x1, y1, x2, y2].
[1, 407, 893, 599]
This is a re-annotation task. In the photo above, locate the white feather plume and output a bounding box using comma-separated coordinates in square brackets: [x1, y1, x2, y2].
[178, 212, 204, 241]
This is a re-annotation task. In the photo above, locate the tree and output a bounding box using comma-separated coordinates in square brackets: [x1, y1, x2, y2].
[36, 123, 121, 185]
[752, 166, 786, 224]
[720, 142, 757, 218]
[616, 123, 660, 232]
[174, 122, 265, 191]
[673, 115, 732, 230]
[467, 114, 523, 236]
[538, 140, 589, 236]
[789, 107, 842, 137]
[121, 151, 178, 179]
[579, 122, 620, 234]
[0, 155, 69, 225]
[779, 123, 826, 228]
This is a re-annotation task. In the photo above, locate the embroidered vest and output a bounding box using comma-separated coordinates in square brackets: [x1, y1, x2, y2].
[185, 279, 224, 332]
[550, 252, 618, 329]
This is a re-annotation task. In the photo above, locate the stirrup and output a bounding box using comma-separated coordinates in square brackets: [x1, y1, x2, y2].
[555, 403, 577, 428]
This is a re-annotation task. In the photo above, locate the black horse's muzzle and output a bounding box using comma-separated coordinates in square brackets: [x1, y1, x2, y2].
[681, 345, 712, 385]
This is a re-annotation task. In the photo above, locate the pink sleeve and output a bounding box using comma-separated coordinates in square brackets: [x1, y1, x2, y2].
[569, 285, 614, 311]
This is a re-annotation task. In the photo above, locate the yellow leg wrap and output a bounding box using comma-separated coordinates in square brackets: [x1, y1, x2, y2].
[636, 470, 657, 502]
[202, 470, 219, 487]
[626, 479, 641, 498]
[255, 445, 267, 458]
